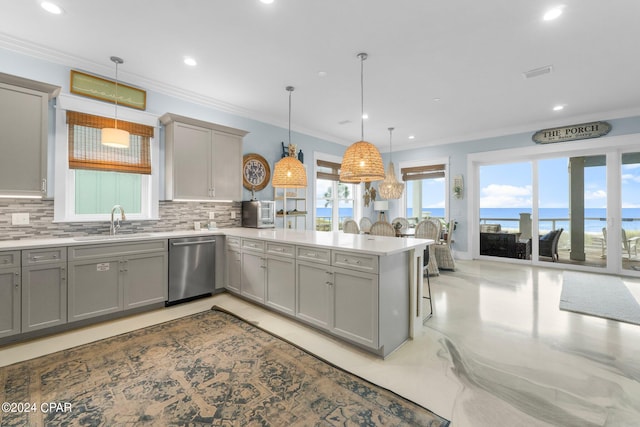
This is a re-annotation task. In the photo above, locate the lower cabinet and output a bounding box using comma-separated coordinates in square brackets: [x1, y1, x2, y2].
[265, 255, 295, 316]
[226, 247, 242, 293]
[241, 250, 265, 303]
[0, 251, 21, 338]
[68, 240, 167, 322]
[21, 248, 67, 333]
[296, 260, 379, 348]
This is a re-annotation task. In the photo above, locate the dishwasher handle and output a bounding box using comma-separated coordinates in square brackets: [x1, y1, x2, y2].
[171, 239, 217, 247]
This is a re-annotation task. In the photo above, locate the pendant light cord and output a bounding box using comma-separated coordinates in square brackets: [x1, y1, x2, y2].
[114, 60, 119, 129]
[388, 127, 394, 162]
[360, 53, 365, 141]
[286, 86, 294, 156]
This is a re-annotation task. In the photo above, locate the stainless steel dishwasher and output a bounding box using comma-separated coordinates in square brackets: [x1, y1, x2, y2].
[167, 236, 216, 305]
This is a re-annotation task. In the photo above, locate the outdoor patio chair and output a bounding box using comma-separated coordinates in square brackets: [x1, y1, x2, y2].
[622, 228, 639, 258]
[539, 228, 563, 261]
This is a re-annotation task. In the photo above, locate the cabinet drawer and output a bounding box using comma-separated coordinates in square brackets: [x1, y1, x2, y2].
[332, 251, 378, 273]
[266, 242, 294, 257]
[296, 246, 331, 264]
[226, 236, 241, 248]
[242, 239, 265, 252]
[23, 247, 67, 265]
[69, 240, 167, 260]
[0, 251, 20, 268]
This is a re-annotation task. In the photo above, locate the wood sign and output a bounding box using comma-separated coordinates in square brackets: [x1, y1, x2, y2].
[70, 70, 147, 110]
[532, 121, 611, 144]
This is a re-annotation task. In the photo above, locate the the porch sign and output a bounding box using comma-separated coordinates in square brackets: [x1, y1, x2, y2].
[532, 121, 611, 144]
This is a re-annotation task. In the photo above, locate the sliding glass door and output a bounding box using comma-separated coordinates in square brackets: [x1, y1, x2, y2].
[473, 136, 640, 276]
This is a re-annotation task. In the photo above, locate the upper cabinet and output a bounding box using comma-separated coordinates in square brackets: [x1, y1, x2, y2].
[0, 73, 60, 198]
[161, 113, 248, 201]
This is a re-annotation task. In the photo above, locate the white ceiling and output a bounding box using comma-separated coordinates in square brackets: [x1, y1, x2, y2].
[2, 0, 640, 151]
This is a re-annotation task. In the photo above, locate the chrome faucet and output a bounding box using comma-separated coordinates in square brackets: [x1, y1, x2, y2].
[110, 205, 126, 235]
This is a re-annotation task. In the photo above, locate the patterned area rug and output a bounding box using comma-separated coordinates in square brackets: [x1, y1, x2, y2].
[0, 307, 450, 426]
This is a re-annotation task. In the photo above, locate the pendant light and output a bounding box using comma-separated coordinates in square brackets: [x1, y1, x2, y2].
[101, 56, 130, 148]
[339, 52, 385, 183]
[272, 86, 307, 228]
[378, 127, 405, 199]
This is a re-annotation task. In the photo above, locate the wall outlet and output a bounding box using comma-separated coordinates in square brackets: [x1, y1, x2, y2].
[209, 212, 215, 220]
[12, 213, 29, 225]
[230, 212, 236, 219]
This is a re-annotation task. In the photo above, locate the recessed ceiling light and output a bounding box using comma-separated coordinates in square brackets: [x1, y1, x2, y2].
[408, 135, 415, 140]
[260, 0, 274, 4]
[41, 1, 63, 14]
[183, 57, 197, 66]
[433, 97, 441, 102]
[553, 105, 564, 111]
[543, 7, 563, 21]
[317, 71, 327, 78]
[362, 113, 369, 120]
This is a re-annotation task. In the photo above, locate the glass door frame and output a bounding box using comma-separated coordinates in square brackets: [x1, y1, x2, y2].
[468, 132, 639, 277]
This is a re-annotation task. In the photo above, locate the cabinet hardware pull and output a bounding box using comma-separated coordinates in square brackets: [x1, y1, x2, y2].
[41, 178, 47, 193]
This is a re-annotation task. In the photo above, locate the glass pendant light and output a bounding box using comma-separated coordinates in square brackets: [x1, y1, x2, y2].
[378, 127, 405, 199]
[101, 56, 130, 148]
[272, 86, 307, 228]
[339, 53, 385, 183]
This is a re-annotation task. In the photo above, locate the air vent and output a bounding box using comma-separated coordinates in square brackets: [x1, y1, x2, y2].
[523, 65, 553, 79]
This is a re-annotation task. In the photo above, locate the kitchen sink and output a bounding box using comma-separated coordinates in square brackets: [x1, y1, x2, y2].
[73, 233, 151, 242]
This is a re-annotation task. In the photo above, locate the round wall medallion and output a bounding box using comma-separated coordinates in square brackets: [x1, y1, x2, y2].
[242, 153, 271, 191]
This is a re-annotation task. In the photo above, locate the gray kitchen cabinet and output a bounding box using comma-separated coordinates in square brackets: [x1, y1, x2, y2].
[296, 259, 331, 329]
[331, 266, 378, 348]
[21, 247, 67, 332]
[68, 255, 122, 321]
[296, 249, 379, 349]
[123, 251, 167, 309]
[0, 251, 21, 338]
[241, 239, 266, 303]
[0, 75, 60, 197]
[68, 240, 168, 322]
[265, 242, 296, 315]
[226, 237, 242, 294]
[161, 113, 248, 201]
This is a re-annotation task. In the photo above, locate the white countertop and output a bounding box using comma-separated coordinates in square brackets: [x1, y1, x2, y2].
[224, 228, 431, 256]
[0, 228, 431, 256]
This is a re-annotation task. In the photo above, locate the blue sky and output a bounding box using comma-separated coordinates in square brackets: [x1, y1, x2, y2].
[480, 157, 640, 209]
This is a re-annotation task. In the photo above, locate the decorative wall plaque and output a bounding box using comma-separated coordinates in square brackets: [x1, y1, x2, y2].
[532, 121, 611, 144]
[70, 70, 147, 110]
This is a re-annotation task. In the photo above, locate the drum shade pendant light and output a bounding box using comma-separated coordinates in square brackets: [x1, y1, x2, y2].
[101, 56, 130, 148]
[272, 86, 307, 189]
[378, 127, 405, 199]
[340, 53, 385, 183]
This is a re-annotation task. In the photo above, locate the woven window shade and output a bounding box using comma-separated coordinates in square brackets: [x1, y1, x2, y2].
[401, 164, 446, 181]
[67, 111, 153, 174]
[272, 156, 307, 188]
[339, 141, 385, 183]
[316, 159, 341, 182]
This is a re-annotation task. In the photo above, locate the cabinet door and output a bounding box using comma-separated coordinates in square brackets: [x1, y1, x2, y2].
[0, 268, 20, 338]
[0, 83, 48, 197]
[266, 255, 295, 315]
[241, 251, 265, 303]
[226, 248, 242, 293]
[296, 260, 331, 329]
[21, 263, 67, 332]
[172, 122, 212, 199]
[331, 266, 379, 349]
[123, 252, 167, 309]
[68, 258, 122, 322]
[212, 131, 242, 201]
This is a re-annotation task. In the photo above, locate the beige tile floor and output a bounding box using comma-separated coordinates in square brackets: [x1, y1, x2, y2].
[2, 259, 640, 426]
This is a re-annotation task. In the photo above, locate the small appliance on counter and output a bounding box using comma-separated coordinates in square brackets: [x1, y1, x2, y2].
[242, 200, 275, 228]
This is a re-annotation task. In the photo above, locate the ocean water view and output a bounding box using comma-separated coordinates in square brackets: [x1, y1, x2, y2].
[316, 207, 640, 233]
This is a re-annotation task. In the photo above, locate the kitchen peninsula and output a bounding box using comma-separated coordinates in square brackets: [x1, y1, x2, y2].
[0, 228, 431, 357]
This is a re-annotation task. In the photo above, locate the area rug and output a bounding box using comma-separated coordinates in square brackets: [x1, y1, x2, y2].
[560, 271, 640, 326]
[0, 307, 450, 426]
